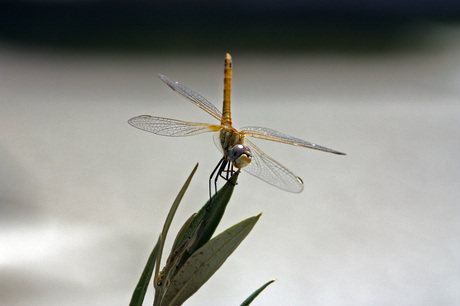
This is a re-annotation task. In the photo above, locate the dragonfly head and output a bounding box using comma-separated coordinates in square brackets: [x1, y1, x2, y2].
[229, 144, 252, 168]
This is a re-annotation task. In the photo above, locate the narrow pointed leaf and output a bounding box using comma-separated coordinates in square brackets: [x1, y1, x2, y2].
[154, 163, 198, 289]
[171, 213, 196, 252]
[129, 236, 161, 306]
[240, 279, 276, 306]
[155, 169, 238, 305]
[173, 171, 239, 271]
[153, 164, 199, 306]
[162, 213, 261, 305]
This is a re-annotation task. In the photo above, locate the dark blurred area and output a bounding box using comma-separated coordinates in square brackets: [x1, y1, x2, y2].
[1, 0, 460, 54]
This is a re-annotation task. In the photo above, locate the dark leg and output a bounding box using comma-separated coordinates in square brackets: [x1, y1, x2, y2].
[214, 159, 229, 195]
[208, 157, 230, 206]
[227, 163, 234, 180]
[219, 162, 234, 181]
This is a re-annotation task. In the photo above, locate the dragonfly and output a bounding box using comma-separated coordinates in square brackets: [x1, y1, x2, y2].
[128, 53, 345, 197]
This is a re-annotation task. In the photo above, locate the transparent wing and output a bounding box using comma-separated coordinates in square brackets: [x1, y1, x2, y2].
[213, 132, 223, 153]
[158, 74, 230, 124]
[128, 115, 222, 137]
[240, 126, 345, 155]
[243, 139, 304, 193]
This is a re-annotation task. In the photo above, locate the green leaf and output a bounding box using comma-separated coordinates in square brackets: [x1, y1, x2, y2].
[131, 163, 198, 306]
[151, 163, 199, 306]
[129, 236, 161, 306]
[154, 163, 199, 289]
[240, 279, 276, 306]
[171, 213, 196, 252]
[161, 213, 262, 305]
[155, 169, 239, 306]
[173, 170, 240, 271]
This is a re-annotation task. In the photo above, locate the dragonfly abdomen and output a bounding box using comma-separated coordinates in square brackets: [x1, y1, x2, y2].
[222, 53, 233, 126]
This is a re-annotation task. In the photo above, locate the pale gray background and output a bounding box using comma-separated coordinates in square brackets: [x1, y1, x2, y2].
[1, 25, 459, 305]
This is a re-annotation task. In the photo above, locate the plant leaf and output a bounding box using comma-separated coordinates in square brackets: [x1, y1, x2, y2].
[173, 170, 240, 272]
[154, 163, 199, 289]
[151, 163, 199, 306]
[240, 279, 276, 306]
[171, 213, 196, 252]
[161, 213, 261, 305]
[155, 170, 239, 306]
[129, 236, 161, 306]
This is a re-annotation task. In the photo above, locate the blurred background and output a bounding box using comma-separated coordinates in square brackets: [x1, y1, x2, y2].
[1, 1, 459, 305]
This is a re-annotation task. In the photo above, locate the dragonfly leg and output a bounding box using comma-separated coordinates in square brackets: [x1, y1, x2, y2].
[224, 163, 238, 186]
[215, 159, 229, 194]
[208, 157, 227, 206]
[218, 161, 236, 181]
[226, 164, 238, 186]
[225, 164, 230, 180]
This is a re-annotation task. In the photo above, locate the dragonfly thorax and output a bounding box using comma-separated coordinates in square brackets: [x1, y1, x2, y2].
[228, 144, 252, 169]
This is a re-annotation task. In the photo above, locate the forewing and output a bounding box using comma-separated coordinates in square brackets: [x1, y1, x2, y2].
[243, 139, 304, 193]
[241, 126, 345, 155]
[128, 116, 222, 137]
[158, 74, 229, 124]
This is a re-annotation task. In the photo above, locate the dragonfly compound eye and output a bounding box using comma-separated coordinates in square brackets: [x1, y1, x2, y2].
[229, 144, 252, 168]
